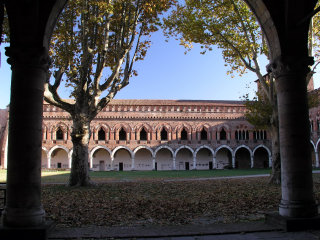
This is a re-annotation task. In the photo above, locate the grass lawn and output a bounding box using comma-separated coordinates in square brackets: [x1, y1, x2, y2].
[0, 168, 271, 183]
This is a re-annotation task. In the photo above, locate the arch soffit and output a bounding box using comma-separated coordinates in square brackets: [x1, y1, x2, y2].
[49, 145, 69, 156]
[253, 144, 271, 156]
[234, 145, 253, 156]
[154, 145, 174, 158]
[175, 145, 194, 156]
[244, 0, 280, 59]
[112, 145, 133, 158]
[195, 145, 215, 156]
[133, 145, 154, 156]
[90, 145, 112, 158]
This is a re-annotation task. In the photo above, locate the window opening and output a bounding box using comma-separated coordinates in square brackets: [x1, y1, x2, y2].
[98, 128, 106, 140]
[140, 128, 147, 141]
[56, 127, 64, 140]
[181, 128, 188, 140]
[119, 128, 126, 141]
[220, 128, 226, 140]
[161, 128, 167, 140]
[201, 128, 207, 140]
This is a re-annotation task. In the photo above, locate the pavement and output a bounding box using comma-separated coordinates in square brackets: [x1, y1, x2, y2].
[48, 221, 320, 239]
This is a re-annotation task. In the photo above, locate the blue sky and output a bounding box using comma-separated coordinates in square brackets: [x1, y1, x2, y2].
[0, 30, 318, 109]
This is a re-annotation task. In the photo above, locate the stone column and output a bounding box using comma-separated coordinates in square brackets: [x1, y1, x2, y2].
[48, 156, 51, 169]
[213, 156, 217, 169]
[250, 155, 254, 168]
[316, 151, 319, 168]
[2, 47, 50, 227]
[232, 155, 235, 168]
[152, 156, 156, 170]
[269, 56, 318, 218]
[269, 155, 272, 168]
[192, 155, 196, 170]
[172, 156, 176, 170]
[131, 157, 135, 170]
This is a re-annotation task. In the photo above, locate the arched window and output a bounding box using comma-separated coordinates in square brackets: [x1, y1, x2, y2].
[119, 128, 126, 141]
[263, 130, 267, 140]
[246, 130, 249, 140]
[56, 127, 64, 140]
[140, 128, 147, 141]
[161, 128, 167, 140]
[201, 128, 207, 140]
[235, 130, 239, 140]
[98, 128, 105, 141]
[181, 128, 188, 140]
[220, 128, 226, 140]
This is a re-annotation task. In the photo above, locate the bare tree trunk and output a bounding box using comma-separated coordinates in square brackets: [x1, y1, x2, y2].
[69, 116, 92, 186]
[269, 124, 281, 184]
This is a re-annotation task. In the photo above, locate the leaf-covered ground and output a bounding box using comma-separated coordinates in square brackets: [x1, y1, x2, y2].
[41, 175, 320, 228]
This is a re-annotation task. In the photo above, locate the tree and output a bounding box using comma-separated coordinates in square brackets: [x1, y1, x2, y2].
[44, 0, 175, 186]
[163, 0, 282, 183]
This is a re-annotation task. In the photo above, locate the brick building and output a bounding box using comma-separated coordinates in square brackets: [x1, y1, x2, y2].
[1, 99, 273, 171]
[2, 94, 320, 172]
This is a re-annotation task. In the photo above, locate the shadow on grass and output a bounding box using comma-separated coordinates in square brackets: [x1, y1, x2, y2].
[40, 169, 272, 184]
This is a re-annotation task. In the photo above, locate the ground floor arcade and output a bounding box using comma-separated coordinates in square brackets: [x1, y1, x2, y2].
[40, 144, 272, 171]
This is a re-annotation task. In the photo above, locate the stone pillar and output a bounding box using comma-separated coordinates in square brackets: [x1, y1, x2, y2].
[270, 56, 318, 218]
[269, 155, 272, 168]
[213, 156, 217, 169]
[152, 156, 156, 170]
[232, 155, 235, 168]
[131, 157, 135, 170]
[172, 157, 176, 170]
[316, 151, 319, 168]
[2, 47, 50, 227]
[48, 156, 51, 169]
[192, 155, 196, 170]
[111, 156, 115, 170]
[250, 155, 254, 168]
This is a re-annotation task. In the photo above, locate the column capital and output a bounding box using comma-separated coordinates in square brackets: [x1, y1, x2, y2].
[5, 46, 50, 71]
[267, 55, 314, 78]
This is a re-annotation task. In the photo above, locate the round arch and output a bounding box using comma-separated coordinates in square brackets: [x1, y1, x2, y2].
[215, 145, 233, 169]
[48, 145, 69, 157]
[49, 145, 70, 169]
[175, 145, 194, 157]
[133, 145, 154, 171]
[90, 145, 112, 159]
[234, 145, 252, 169]
[215, 145, 233, 156]
[195, 145, 214, 156]
[134, 145, 154, 156]
[90, 145, 112, 171]
[112, 145, 134, 159]
[234, 144, 253, 156]
[253, 144, 271, 168]
[195, 145, 215, 170]
[154, 145, 174, 158]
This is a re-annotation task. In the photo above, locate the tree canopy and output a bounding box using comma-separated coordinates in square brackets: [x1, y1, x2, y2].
[45, 0, 175, 118]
